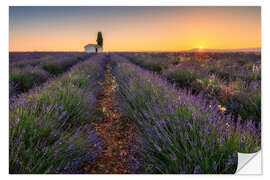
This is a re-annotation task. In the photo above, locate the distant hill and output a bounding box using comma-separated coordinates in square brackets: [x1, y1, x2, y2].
[185, 48, 261, 53]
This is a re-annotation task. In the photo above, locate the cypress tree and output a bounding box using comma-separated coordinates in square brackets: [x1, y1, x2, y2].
[96, 32, 103, 48]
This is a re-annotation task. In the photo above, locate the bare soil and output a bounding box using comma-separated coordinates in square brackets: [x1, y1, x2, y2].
[84, 58, 138, 174]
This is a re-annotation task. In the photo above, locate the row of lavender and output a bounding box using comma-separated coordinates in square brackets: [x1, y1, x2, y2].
[10, 52, 91, 98]
[122, 52, 260, 80]
[9, 52, 88, 64]
[110, 54, 260, 174]
[9, 54, 106, 173]
[121, 52, 261, 126]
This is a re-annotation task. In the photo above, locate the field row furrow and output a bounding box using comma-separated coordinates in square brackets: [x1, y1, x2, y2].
[84, 56, 138, 173]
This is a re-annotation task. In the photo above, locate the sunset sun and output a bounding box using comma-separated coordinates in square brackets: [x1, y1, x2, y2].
[199, 45, 204, 49]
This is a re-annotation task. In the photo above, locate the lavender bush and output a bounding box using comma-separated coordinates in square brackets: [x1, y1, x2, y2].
[123, 52, 261, 125]
[9, 54, 106, 174]
[111, 55, 260, 174]
[10, 66, 50, 93]
[9, 52, 92, 98]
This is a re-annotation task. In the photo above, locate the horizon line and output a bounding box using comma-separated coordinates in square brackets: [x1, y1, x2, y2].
[9, 47, 261, 53]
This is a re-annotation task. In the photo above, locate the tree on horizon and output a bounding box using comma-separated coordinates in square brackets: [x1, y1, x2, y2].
[96, 32, 103, 48]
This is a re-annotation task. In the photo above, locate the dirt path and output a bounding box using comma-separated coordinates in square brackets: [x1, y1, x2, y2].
[84, 57, 138, 174]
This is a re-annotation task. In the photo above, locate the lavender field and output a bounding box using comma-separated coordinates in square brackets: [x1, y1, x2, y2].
[9, 52, 92, 99]
[9, 51, 261, 174]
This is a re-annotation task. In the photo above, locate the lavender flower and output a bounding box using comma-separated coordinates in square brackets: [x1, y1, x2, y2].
[194, 165, 201, 174]
[154, 144, 162, 152]
[213, 161, 217, 171]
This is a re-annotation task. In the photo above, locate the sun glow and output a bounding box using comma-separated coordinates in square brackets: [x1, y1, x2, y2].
[9, 7, 261, 52]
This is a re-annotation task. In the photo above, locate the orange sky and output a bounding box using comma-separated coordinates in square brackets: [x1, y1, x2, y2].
[9, 7, 261, 52]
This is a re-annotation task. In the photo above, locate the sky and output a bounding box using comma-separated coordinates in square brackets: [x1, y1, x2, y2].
[9, 6, 261, 52]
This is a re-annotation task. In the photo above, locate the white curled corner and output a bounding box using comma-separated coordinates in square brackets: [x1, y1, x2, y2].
[236, 151, 262, 175]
